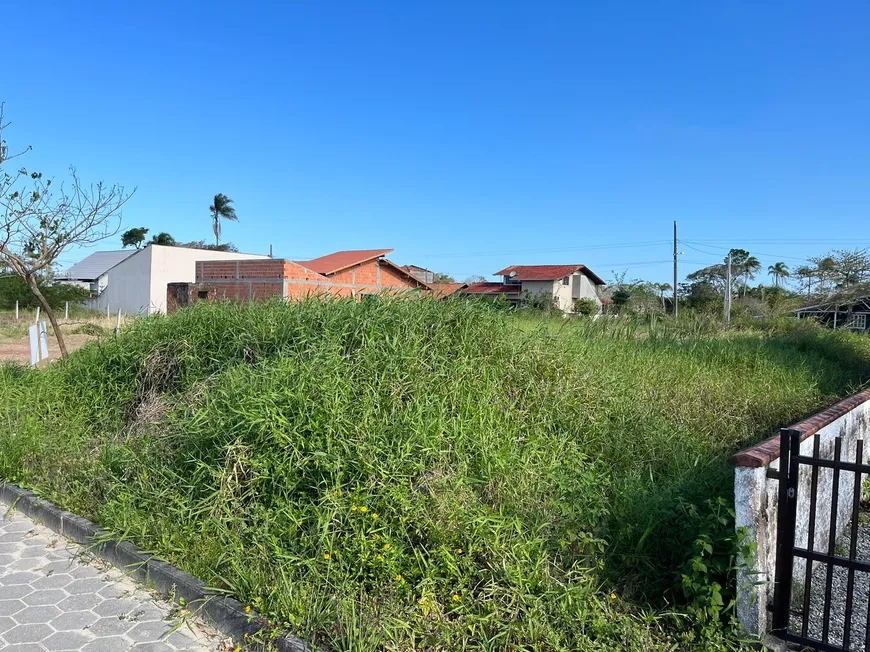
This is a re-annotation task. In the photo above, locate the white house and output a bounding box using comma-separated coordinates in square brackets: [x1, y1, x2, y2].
[57, 244, 269, 315]
[463, 264, 605, 314]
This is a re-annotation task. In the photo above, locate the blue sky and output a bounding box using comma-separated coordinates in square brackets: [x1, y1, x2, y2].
[4, 1, 869, 284]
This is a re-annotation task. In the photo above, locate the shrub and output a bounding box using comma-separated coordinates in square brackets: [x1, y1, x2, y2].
[0, 276, 90, 309]
[573, 297, 599, 317]
[71, 323, 104, 336]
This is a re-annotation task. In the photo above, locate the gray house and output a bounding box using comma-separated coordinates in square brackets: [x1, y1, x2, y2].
[795, 296, 870, 332]
[54, 250, 136, 295]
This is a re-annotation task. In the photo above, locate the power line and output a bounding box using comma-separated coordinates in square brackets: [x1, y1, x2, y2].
[681, 240, 811, 263]
[416, 240, 672, 259]
[687, 238, 870, 246]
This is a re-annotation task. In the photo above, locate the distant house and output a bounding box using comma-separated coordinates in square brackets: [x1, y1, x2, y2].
[168, 248, 430, 310]
[58, 244, 268, 315]
[55, 250, 137, 295]
[401, 265, 438, 285]
[795, 296, 870, 332]
[463, 264, 605, 314]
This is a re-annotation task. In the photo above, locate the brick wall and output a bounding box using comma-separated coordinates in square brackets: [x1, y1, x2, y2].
[380, 262, 422, 288]
[178, 257, 426, 310]
[321, 259, 423, 290]
[167, 283, 192, 313]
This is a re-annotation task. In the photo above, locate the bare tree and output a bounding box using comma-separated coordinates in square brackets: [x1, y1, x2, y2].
[0, 103, 134, 358]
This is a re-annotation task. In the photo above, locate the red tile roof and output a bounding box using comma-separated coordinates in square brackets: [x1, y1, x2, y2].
[463, 282, 522, 296]
[296, 249, 394, 275]
[493, 264, 605, 285]
[430, 282, 467, 298]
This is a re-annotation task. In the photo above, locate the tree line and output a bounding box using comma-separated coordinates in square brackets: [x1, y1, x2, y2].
[609, 247, 870, 317]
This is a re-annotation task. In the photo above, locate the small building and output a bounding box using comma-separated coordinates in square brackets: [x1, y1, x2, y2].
[401, 265, 438, 284]
[463, 264, 605, 314]
[58, 244, 268, 315]
[168, 248, 430, 310]
[795, 296, 870, 332]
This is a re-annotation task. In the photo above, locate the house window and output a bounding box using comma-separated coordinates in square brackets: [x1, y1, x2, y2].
[853, 314, 867, 330]
[197, 290, 209, 299]
[561, 276, 570, 286]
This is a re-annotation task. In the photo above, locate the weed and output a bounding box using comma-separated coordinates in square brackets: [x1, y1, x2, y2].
[72, 323, 104, 336]
[1, 298, 868, 650]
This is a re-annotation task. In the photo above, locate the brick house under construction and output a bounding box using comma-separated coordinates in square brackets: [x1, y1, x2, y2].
[167, 249, 430, 311]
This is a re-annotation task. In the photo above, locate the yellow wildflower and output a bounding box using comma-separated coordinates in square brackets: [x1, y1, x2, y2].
[371, 513, 379, 520]
[452, 594, 461, 602]
[395, 574, 403, 581]
[610, 592, 617, 600]
[323, 553, 330, 560]
[351, 505, 358, 512]
[456, 548, 463, 554]
[245, 605, 251, 614]
[383, 543, 391, 550]
[360, 506, 368, 513]
[376, 554, 383, 561]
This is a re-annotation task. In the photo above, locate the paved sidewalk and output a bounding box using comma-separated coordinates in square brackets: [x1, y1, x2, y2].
[0, 502, 232, 652]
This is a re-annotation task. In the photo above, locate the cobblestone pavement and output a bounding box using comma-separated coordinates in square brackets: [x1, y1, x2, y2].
[0, 502, 232, 652]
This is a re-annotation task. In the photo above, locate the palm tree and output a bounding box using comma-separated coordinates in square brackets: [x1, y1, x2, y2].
[767, 262, 790, 287]
[741, 256, 761, 296]
[655, 282, 672, 310]
[209, 193, 238, 247]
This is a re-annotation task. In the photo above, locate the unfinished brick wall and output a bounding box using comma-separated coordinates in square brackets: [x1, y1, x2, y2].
[321, 259, 424, 290]
[168, 257, 429, 312]
[167, 283, 192, 312]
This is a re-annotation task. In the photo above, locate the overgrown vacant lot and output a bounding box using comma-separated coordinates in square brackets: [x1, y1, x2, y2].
[1, 299, 869, 650]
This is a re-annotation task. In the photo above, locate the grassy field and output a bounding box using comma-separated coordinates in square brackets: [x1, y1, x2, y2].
[1, 299, 868, 650]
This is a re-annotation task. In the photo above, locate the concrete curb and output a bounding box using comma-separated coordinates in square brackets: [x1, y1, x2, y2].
[0, 482, 314, 652]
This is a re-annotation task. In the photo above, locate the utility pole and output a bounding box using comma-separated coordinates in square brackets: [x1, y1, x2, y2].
[725, 252, 732, 327]
[673, 221, 678, 320]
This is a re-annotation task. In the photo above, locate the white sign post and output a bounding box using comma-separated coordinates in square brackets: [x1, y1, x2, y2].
[28, 324, 39, 366]
[29, 321, 50, 367]
[39, 321, 49, 360]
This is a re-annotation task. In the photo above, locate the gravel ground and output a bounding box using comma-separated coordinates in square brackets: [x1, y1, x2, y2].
[790, 509, 870, 650]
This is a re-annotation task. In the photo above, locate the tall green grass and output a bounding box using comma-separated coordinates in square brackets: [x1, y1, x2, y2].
[1, 298, 869, 650]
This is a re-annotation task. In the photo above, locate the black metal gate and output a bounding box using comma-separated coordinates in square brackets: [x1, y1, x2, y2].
[772, 428, 870, 651]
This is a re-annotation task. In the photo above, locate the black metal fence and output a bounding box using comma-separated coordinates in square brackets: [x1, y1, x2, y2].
[772, 428, 870, 651]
